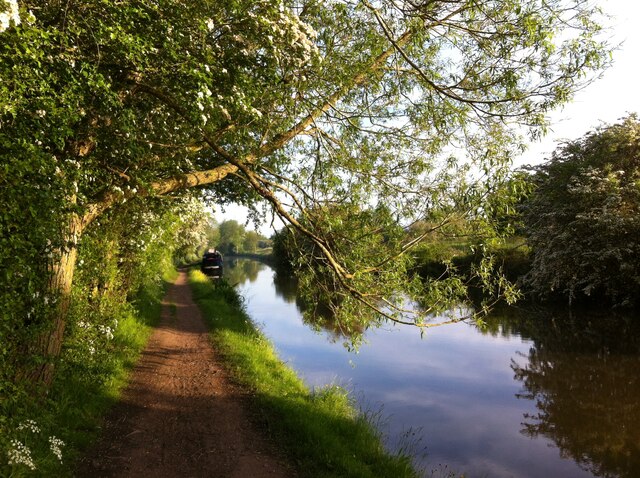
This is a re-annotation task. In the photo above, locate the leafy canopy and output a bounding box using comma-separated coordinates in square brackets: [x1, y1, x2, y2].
[0, 0, 611, 330]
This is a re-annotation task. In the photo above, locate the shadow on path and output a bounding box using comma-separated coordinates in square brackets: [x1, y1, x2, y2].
[76, 272, 295, 478]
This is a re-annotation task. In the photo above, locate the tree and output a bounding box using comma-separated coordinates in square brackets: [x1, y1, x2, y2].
[218, 220, 245, 254]
[521, 115, 640, 306]
[1, 0, 610, 386]
[242, 231, 261, 253]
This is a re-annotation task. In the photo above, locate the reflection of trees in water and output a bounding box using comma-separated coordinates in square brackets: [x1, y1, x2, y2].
[488, 308, 640, 478]
[271, 270, 366, 343]
[224, 258, 264, 285]
[230, 258, 371, 346]
[273, 271, 298, 304]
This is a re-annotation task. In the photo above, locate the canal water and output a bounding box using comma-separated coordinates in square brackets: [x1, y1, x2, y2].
[225, 259, 640, 478]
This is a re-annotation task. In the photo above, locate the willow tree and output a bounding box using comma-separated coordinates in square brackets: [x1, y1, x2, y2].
[0, 0, 609, 385]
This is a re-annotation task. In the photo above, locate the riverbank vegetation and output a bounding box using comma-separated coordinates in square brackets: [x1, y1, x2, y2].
[0, 199, 203, 476]
[412, 115, 640, 309]
[1, 249, 176, 477]
[520, 115, 640, 307]
[189, 270, 422, 478]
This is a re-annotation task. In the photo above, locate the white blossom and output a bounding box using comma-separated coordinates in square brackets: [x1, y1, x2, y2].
[49, 436, 65, 463]
[0, 0, 20, 33]
[7, 440, 36, 470]
[17, 420, 40, 434]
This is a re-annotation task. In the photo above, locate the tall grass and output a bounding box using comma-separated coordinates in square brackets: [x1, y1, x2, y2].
[189, 270, 420, 478]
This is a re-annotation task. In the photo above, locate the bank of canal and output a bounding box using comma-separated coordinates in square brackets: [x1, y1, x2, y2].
[227, 258, 640, 478]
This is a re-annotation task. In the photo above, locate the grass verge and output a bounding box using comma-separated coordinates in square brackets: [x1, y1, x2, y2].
[188, 269, 420, 478]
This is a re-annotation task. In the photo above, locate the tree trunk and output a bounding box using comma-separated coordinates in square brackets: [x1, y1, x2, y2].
[20, 214, 82, 389]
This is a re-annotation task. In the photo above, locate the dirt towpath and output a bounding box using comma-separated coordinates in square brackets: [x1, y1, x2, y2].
[77, 271, 295, 478]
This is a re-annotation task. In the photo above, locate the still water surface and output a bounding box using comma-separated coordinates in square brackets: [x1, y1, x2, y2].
[225, 259, 640, 478]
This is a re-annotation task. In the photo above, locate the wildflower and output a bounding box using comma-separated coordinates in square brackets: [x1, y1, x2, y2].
[7, 439, 36, 470]
[98, 325, 114, 340]
[17, 420, 40, 434]
[49, 436, 65, 462]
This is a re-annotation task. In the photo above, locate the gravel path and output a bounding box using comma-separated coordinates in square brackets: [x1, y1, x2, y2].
[76, 271, 294, 478]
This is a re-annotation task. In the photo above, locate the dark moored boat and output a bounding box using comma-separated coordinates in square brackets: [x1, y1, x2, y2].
[201, 249, 223, 277]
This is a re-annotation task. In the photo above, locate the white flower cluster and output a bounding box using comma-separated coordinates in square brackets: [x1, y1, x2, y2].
[0, 0, 20, 33]
[263, 9, 320, 68]
[7, 439, 35, 470]
[6, 421, 66, 470]
[97, 324, 114, 340]
[17, 419, 40, 434]
[49, 436, 65, 463]
[77, 319, 117, 355]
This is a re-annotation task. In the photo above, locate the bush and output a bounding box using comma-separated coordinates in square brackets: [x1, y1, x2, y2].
[521, 115, 640, 307]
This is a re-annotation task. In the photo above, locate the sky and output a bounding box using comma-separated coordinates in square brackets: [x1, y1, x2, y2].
[517, 0, 640, 166]
[214, 0, 640, 234]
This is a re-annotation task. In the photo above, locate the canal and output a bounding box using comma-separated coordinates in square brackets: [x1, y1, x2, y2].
[225, 258, 640, 478]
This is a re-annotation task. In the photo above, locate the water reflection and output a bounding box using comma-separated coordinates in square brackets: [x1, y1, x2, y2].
[488, 309, 640, 478]
[273, 271, 367, 342]
[227, 259, 640, 478]
[273, 272, 297, 303]
[224, 258, 264, 285]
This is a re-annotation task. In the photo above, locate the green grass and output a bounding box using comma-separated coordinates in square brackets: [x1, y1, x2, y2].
[189, 270, 420, 478]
